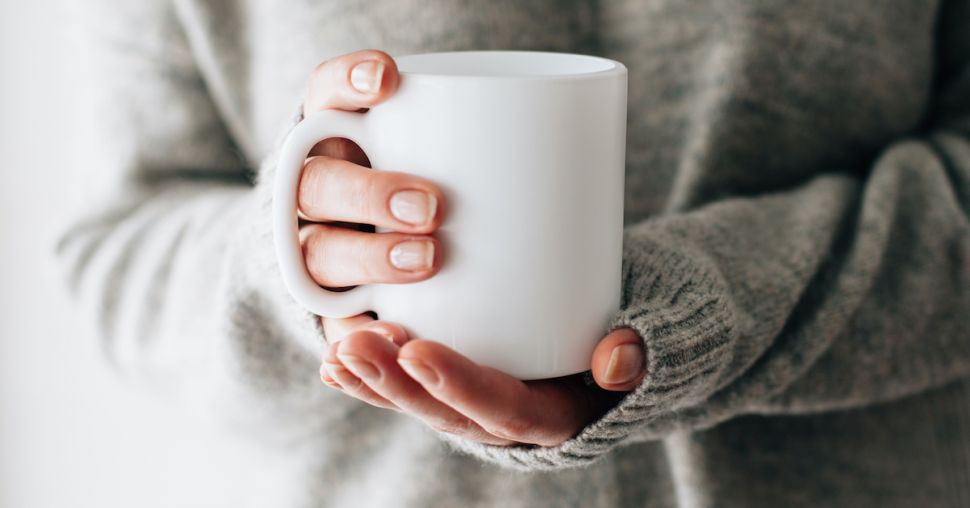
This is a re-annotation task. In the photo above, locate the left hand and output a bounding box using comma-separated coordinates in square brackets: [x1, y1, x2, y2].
[319, 316, 646, 446]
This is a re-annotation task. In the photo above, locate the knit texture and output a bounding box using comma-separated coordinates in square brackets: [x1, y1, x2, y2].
[58, 0, 970, 506]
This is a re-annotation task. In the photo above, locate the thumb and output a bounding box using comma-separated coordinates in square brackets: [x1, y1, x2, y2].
[590, 328, 646, 391]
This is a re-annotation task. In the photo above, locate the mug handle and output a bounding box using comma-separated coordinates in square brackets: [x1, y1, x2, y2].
[272, 110, 374, 318]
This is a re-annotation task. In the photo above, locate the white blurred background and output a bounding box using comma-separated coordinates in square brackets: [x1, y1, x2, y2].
[0, 2, 289, 506]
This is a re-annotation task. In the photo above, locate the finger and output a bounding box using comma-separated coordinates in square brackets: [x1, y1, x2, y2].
[335, 331, 515, 446]
[304, 49, 400, 116]
[321, 317, 410, 386]
[322, 341, 400, 411]
[300, 223, 441, 288]
[297, 138, 370, 221]
[322, 318, 411, 348]
[318, 359, 344, 390]
[590, 328, 646, 392]
[298, 156, 444, 233]
[321, 313, 375, 344]
[319, 315, 372, 388]
[397, 340, 587, 447]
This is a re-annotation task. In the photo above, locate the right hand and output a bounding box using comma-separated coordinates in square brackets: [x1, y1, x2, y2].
[298, 49, 445, 294]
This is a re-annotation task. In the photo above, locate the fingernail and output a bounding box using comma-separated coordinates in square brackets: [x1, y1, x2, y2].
[390, 239, 434, 271]
[603, 344, 644, 385]
[350, 60, 385, 94]
[397, 358, 439, 386]
[390, 190, 437, 226]
[337, 354, 380, 381]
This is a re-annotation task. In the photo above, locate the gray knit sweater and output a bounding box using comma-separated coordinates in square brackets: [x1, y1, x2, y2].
[58, 0, 970, 506]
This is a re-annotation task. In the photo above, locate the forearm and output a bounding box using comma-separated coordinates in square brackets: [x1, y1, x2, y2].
[618, 133, 970, 425]
[446, 129, 970, 471]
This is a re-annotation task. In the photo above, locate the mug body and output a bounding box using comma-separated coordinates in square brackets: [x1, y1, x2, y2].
[357, 52, 627, 379]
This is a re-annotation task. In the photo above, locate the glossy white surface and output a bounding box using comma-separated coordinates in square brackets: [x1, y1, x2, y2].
[275, 51, 627, 379]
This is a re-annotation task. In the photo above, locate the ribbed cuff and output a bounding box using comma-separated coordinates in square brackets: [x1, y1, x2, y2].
[441, 225, 737, 471]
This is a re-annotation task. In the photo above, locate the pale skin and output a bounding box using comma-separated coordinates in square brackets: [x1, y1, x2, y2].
[302, 49, 647, 447]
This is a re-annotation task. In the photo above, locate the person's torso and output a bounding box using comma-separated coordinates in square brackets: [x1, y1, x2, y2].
[191, 0, 935, 221]
[178, 1, 968, 506]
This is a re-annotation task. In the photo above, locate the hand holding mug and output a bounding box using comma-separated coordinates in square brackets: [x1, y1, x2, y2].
[297, 50, 445, 289]
[285, 50, 645, 446]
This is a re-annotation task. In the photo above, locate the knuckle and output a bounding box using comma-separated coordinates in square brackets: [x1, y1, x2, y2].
[298, 158, 331, 212]
[300, 158, 376, 222]
[297, 182, 315, 216]
[309, 156, 340, 183]
[350, 172, 379, 220]
[311, 58, 331, 80]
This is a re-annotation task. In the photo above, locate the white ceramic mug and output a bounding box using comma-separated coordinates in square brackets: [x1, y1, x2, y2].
[274, 51, 627, 379]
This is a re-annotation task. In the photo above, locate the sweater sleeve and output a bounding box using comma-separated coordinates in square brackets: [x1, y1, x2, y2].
[444, 4, 970, 470]
[56, 0, 345, 441]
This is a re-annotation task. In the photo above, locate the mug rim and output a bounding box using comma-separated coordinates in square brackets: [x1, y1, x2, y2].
[395, 50, 627, 81]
